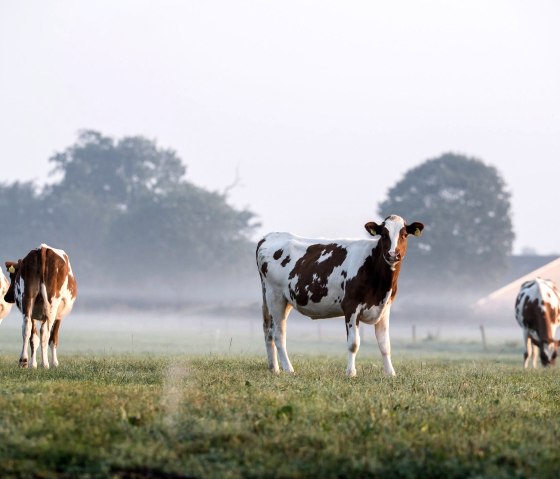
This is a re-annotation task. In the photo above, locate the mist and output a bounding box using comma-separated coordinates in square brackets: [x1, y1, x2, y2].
[2, 1, 558, 358]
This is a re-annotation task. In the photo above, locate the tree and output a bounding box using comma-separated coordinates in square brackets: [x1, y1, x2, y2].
[0, 182, 45, 259]
[47, 130, 187, 209]
[37, 130, 258, 293]
[378, 153, 514, 291]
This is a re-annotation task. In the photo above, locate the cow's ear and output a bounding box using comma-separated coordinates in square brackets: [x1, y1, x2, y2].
[365, 222, 382, 237]
[406, 222, 424, 237]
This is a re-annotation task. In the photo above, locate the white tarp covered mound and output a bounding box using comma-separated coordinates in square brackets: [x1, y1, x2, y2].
[475, 258, 560, 317]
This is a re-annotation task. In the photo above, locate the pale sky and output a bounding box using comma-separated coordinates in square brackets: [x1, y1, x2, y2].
[1, 1, 559, 254]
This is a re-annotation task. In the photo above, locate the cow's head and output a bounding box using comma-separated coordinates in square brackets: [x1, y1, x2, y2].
[365, 215, 424, 270]
[540, 340, 560, 367]
[3, 261, 20, 304]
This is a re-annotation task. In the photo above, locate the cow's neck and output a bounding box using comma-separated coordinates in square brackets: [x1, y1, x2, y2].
[370, 244, 401, 301]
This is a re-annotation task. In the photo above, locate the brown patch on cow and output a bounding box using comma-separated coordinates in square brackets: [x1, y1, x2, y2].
[260, 262, 268, 277]
[256, 238, 266, 251]
[281, 256, 291, 267]
[521, 296, 547, 341]
[287, 243, 347, 306]
[273, 249, 284, 260]
[341, 241, 401, 319]
[349, 343, 358, 353]
[256, 237, 267, 264]
[49, 319, 61, 347]
[3, 261, 19, 304]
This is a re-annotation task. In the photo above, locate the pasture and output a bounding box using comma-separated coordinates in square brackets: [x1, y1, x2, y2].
[0, 311, 559, 478]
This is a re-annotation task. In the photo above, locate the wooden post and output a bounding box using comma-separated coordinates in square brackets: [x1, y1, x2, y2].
[480, 324, 487, 351]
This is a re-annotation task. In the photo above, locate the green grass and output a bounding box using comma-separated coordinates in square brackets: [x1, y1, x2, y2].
[0, 353, 559, 478]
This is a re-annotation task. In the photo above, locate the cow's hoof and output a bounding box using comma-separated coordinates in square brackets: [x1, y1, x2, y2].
[346, 368, 357, 378]
[19, 359, 28, 368]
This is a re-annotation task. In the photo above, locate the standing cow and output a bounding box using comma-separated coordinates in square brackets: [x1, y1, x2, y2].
[256, 215, 424, 377]
[515, 277, 560, 368]
[4, 244, 77, 368]
[0, 269, 13, 324]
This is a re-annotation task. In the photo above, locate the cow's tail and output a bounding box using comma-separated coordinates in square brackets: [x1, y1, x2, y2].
[39, 247, 51, 316]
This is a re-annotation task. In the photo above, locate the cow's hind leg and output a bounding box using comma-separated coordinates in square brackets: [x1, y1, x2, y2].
[28, 319, 39, 369]
[39, 321, 51, 368]
[262, 302, 279, 373]
[345, 311, 360, 377]
[273, 302, 294, 373]
[265, 294, 294, 373]
[29, 320, 40, 369]
[20, 315, 33, 368]
[49, 319, 61, 368]
[375, 315, 396, 376]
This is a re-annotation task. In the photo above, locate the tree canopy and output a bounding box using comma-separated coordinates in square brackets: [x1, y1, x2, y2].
[378, 153, 514, 291]
[0, 130, 258, 298]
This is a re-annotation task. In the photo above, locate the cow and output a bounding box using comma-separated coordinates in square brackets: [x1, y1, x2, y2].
[0, 269, 13, 323]
[515, 277, 560, 368]
[256, 215, 424, 377]
[4, 244, 77, 369]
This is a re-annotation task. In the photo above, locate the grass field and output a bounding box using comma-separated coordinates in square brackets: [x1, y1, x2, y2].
[1, 348, 559, 479]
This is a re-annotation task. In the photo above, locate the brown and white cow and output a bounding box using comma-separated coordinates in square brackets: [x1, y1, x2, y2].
[515, 277, 560, 368]
[0, 269, 13, 324]
[4, 244, 77, 369]
[256, 215, 424, 377]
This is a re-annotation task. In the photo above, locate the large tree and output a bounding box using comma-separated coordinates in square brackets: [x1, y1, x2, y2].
[378, 153, 514, 291]
[5, 130, 258, 295]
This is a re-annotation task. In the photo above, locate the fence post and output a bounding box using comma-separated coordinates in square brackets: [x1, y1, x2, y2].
[480, 324, 487, 351]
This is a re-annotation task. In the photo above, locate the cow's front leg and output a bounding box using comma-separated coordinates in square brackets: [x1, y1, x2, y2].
[375, 316, 395, 376]
[20, 315, 33, 368]
[523, 332, 539, 369]
[345, 312, 360, 377]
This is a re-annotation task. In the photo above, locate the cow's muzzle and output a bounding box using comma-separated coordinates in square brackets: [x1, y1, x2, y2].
[383, 253, 401, 268]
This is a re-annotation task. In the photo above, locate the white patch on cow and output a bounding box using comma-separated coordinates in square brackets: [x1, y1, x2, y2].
[359, 290, 393, 325]
[317, 250, 333, 263]
[0, 273, 12, 323]
[543, 342, 556, 361]
[16, 276, 25, 310]
[384, 216, 406, 256]
[40, 243, 66, 261]
[40, 282, 49, 304]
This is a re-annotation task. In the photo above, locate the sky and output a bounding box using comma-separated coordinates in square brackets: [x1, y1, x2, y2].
[1, 0, 559, 255]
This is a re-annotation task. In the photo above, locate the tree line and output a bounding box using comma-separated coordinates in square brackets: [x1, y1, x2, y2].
[0, 130, 258, 298]
[1, 132, 514, 302]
